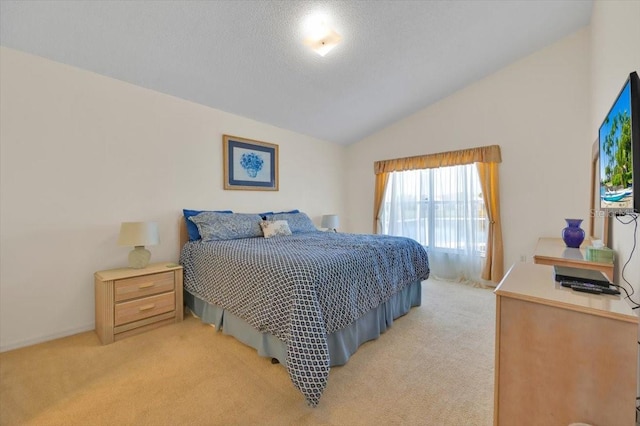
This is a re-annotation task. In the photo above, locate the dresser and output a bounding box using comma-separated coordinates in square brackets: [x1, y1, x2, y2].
[493, 262, 637, 426]
[94, 262, 184, 344]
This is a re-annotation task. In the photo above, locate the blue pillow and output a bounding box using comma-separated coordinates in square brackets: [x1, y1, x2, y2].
[188, 212, 263, 241]
[183, 209, 232, 241]
[260, 210, 300, 220]
[261, 209, 300, 217]
[269, 212, 317, 234]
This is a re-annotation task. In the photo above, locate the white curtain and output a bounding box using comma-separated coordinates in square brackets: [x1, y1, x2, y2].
[380, 165, 488, 285]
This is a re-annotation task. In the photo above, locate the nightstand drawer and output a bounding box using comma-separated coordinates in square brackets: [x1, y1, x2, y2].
[114, 292, 175, 326]
[114, 271, 175, 302]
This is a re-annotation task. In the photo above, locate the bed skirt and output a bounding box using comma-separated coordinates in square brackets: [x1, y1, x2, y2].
[184, 280, 422, 367]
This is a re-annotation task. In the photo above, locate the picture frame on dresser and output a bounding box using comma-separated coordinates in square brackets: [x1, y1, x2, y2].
[223, 134, 279, 191]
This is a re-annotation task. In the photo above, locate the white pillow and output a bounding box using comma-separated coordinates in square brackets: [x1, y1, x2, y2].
[260, 220, 292, 238]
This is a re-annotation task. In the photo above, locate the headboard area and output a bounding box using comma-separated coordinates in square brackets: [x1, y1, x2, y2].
[179, 216, 189, 250]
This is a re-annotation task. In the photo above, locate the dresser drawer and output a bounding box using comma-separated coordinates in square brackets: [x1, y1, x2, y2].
[114, 271, 175, 302]
[114, 292, 175, 326]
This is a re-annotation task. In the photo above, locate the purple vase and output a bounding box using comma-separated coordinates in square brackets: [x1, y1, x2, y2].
[562, 219, 585, 248]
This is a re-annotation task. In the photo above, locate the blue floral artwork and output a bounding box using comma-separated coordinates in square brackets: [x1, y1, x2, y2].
[240, 152, 264, 178]
[224, 135, 279, 191]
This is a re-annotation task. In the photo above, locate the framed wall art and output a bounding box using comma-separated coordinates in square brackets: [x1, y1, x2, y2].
[223, 135, 279, 191]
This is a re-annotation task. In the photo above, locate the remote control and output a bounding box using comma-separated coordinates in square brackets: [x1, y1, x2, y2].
[580, 282, 620, 295]
[570, 284, 603, 294]
[560, 280, 620, 295]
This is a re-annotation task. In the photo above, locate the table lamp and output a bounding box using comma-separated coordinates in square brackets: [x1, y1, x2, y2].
[118, 222, 159, 268]
[321, 214, 339, 232]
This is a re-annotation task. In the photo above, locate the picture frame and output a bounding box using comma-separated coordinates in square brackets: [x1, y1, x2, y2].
[223, 135, 279, 191]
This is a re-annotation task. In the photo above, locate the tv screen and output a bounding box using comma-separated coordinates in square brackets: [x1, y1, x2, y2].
[599, 71, 640, 214]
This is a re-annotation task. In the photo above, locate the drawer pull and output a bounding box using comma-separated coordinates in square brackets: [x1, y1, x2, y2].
[138, 283, 156, 289]
[138, 304, 156, 311]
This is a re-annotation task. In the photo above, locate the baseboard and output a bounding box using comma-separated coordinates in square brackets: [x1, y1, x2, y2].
[0, 323, 95, 353]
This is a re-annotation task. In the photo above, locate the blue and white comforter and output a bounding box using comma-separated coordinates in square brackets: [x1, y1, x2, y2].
[180, 231, 430, 406]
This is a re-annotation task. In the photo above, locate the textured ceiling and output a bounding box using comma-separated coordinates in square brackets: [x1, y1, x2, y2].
[0, 1, 593, 145]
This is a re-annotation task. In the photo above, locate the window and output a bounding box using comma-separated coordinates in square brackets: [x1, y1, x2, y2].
[380, 164, 487, 255]
[373, 144, 503, 283]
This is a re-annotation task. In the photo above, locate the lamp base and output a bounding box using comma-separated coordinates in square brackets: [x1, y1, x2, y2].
[128, 246, 151, 269]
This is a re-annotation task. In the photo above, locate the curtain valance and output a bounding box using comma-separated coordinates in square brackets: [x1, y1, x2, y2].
[374, 145, 501, 174]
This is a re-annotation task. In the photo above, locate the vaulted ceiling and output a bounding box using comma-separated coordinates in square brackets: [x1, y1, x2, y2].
[0, 1, 593, 145]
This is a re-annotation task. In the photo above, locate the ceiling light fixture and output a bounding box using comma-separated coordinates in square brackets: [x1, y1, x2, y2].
[303, 14, 341, 57]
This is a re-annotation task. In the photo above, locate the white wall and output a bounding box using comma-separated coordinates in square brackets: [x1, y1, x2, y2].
[590, 0, 640, 293]
[0, 47, 345, 351]
[345, 29, 591, 272]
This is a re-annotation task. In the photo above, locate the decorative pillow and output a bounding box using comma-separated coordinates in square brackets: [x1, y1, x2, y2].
[260, 220, 292, 238]
[188, 212, 262, 241]
[270, 212, 317, 234]
[183, 209, 233, 241]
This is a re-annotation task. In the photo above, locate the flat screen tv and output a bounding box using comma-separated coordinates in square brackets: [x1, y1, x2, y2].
[599, 71, 640, 214]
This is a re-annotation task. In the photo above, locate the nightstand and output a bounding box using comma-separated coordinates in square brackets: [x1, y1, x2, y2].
[94, 262, 183, 344]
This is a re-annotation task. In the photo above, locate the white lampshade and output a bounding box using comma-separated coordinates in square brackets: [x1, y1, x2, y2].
[118, 222, 159, 247]
[321, 214, 339, 231]
[118, 222, 159, 269]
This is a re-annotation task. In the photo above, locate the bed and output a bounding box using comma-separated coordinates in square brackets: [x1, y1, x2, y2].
[179, 211, 430, 406]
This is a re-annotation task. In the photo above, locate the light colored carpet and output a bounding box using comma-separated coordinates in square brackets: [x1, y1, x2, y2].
[0, 279, 496, 426]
